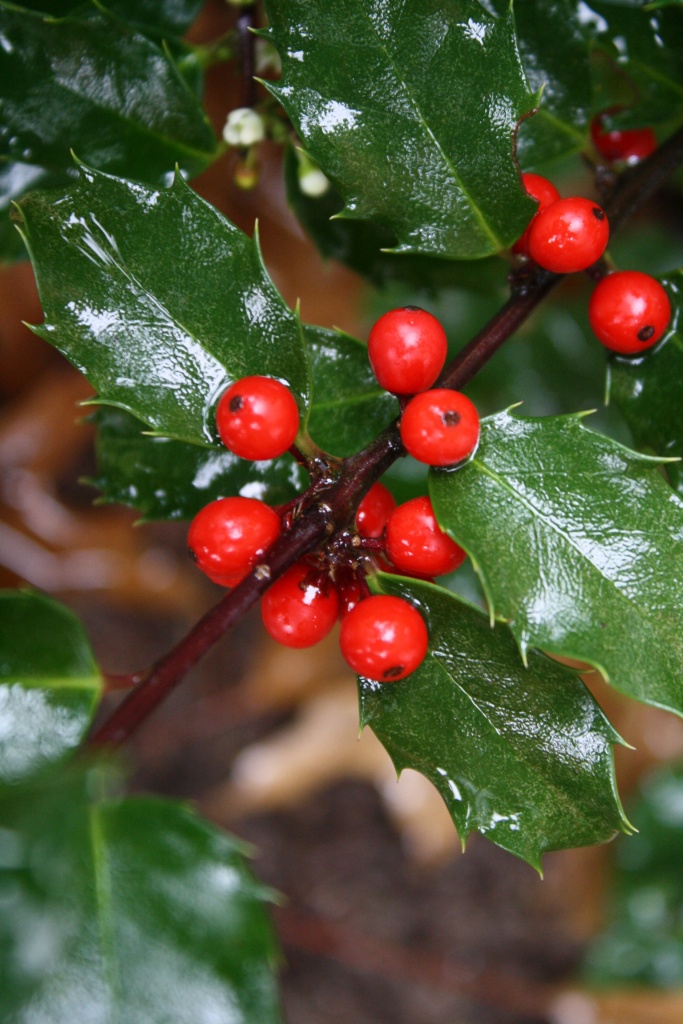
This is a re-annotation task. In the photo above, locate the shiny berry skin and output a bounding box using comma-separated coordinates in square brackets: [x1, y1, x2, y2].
[590, 110, 656, 165]
[386, 496, 466, 578]
[340, 595, 428, 682]
[588, 271, 671, 355]
[337, 573, 364, 618]
[527, 197, 609, 274]
[216, 376, 299, 461]
[368, 306, 448, 395]
[513, 173, 561, 256]
[400, 389, 480, 467]
[261, 562, 339, 648]
[188, 497, 281, 585]
[356, 482, 397, 538]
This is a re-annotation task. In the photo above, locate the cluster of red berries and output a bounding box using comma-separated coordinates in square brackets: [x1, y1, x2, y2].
[185, 304, 480, 683]
[514, 114, 671, 357]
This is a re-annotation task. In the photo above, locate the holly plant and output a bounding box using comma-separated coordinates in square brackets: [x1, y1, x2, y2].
[3, 0, 683, 1019]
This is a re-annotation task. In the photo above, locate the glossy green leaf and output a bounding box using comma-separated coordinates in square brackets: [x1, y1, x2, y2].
[0, 162, 69, 262]
[359, 573, 628, 868]
[430, 409, 683, 716]
[304, 324, 398, 458]
[91, 325, 395, 519]
[92, 407, 308, 520]
[0, 5, 216, 183]
[283, 147, 498, 289]
[509, 0, 592, 168]
[0, 768, 282, 1023]
[0, 590, 101, 784]
[587, 1, 683, 126]
[15, 1, 203, 37]
[17, 165, 311, 446]
[265, 0, 537, 259]
[583, 761, 683, 988]
[608, 273, 683, 495]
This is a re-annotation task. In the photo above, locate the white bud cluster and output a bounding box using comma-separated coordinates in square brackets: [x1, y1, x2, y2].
[222, 108, 265, 148]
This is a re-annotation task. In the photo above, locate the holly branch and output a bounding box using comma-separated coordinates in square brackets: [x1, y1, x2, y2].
[88, 122, 683, 751]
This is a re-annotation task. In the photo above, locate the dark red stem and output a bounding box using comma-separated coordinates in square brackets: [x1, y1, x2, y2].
[88, 122, 683, 751]
[237, 3, 258, 109]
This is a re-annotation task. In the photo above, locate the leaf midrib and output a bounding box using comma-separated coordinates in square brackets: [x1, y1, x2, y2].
[349, 0, 504, 250]
[470, 456, 672, 646]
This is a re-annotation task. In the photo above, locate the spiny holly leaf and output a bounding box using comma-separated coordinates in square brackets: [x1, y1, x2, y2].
[359, 574, 628, 868]
[304, 324, 397, 457]
[587, 1, 683, 127]
[608, 274, 683, 495]
[583, 762, 683, 988]
[0, 162, 73, 263]
[91, 325, 396, 519]
[91, 408, 308, 521]
[283, 147, 501, 289]
[0, 590, 101, 784]
[430, 410, 683, 716]
[0, 4, 216, 183]
[0, 768, 282, 1023]
[17, 165, 312, 447]
[508, 0, 592, 168]
[265, 0, 537, 259]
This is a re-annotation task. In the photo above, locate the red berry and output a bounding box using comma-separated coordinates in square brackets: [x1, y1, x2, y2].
[340, 594, 428, 682]
[356, 481, 396, 538]
[368, 306, 448, 395]
[591, 110, 657, 165]
[386, 496, 466, 578]
[216, 376, 300, 461]
[261, 562, 339, 648]
[588, 271, 671, 355]
[188, 496, 281, 585]
[528, 197, 609, 274]
[400, 389, 480, 467]
[513, 173, 561, 256]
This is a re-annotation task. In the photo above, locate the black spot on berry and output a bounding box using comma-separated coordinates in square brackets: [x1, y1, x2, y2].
[592, 207, 605, 221]
[637, 325, 655, 342]
[383, 664, 405, 679]
[187, 547, 198, 563]
[229, 395, 243, 413]
[442, 410, 461, 428]
[403, 305, 423, 312]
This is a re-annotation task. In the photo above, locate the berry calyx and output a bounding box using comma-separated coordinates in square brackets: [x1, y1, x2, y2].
[188, 497, 281, 585]
[386, 496, 466, 578]
[590, 110, 657, 165]
[368, 307, 448, 395]
[356, 481, 397, 539]
[400, 389, 480, 467]
[216, 376, 300, 461]
[527, 197, 609, 274]
[340, 594, 428, 682]
[588, 271, 671, 355]
[513, 173, 561, 256]
[261, 562, 339, 648]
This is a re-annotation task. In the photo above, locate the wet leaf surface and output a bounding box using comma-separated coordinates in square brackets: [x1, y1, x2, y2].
[265, 0, 537, 259]
[430, 409, 683, 716]
[359, 573, 627, 868]
[0, 591, 101, 784]
[0, 768, 282, 1023]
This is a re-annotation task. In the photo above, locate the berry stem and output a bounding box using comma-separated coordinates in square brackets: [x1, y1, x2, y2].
[87, 121, 683, 751]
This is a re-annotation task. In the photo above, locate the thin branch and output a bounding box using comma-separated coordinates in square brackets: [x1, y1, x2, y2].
[237, 3, 258, 109]
[88, 122, 683, 751]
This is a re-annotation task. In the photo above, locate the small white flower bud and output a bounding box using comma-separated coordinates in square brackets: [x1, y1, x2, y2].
[299, 165, 330, 197]
[222, 108, 265, 148]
